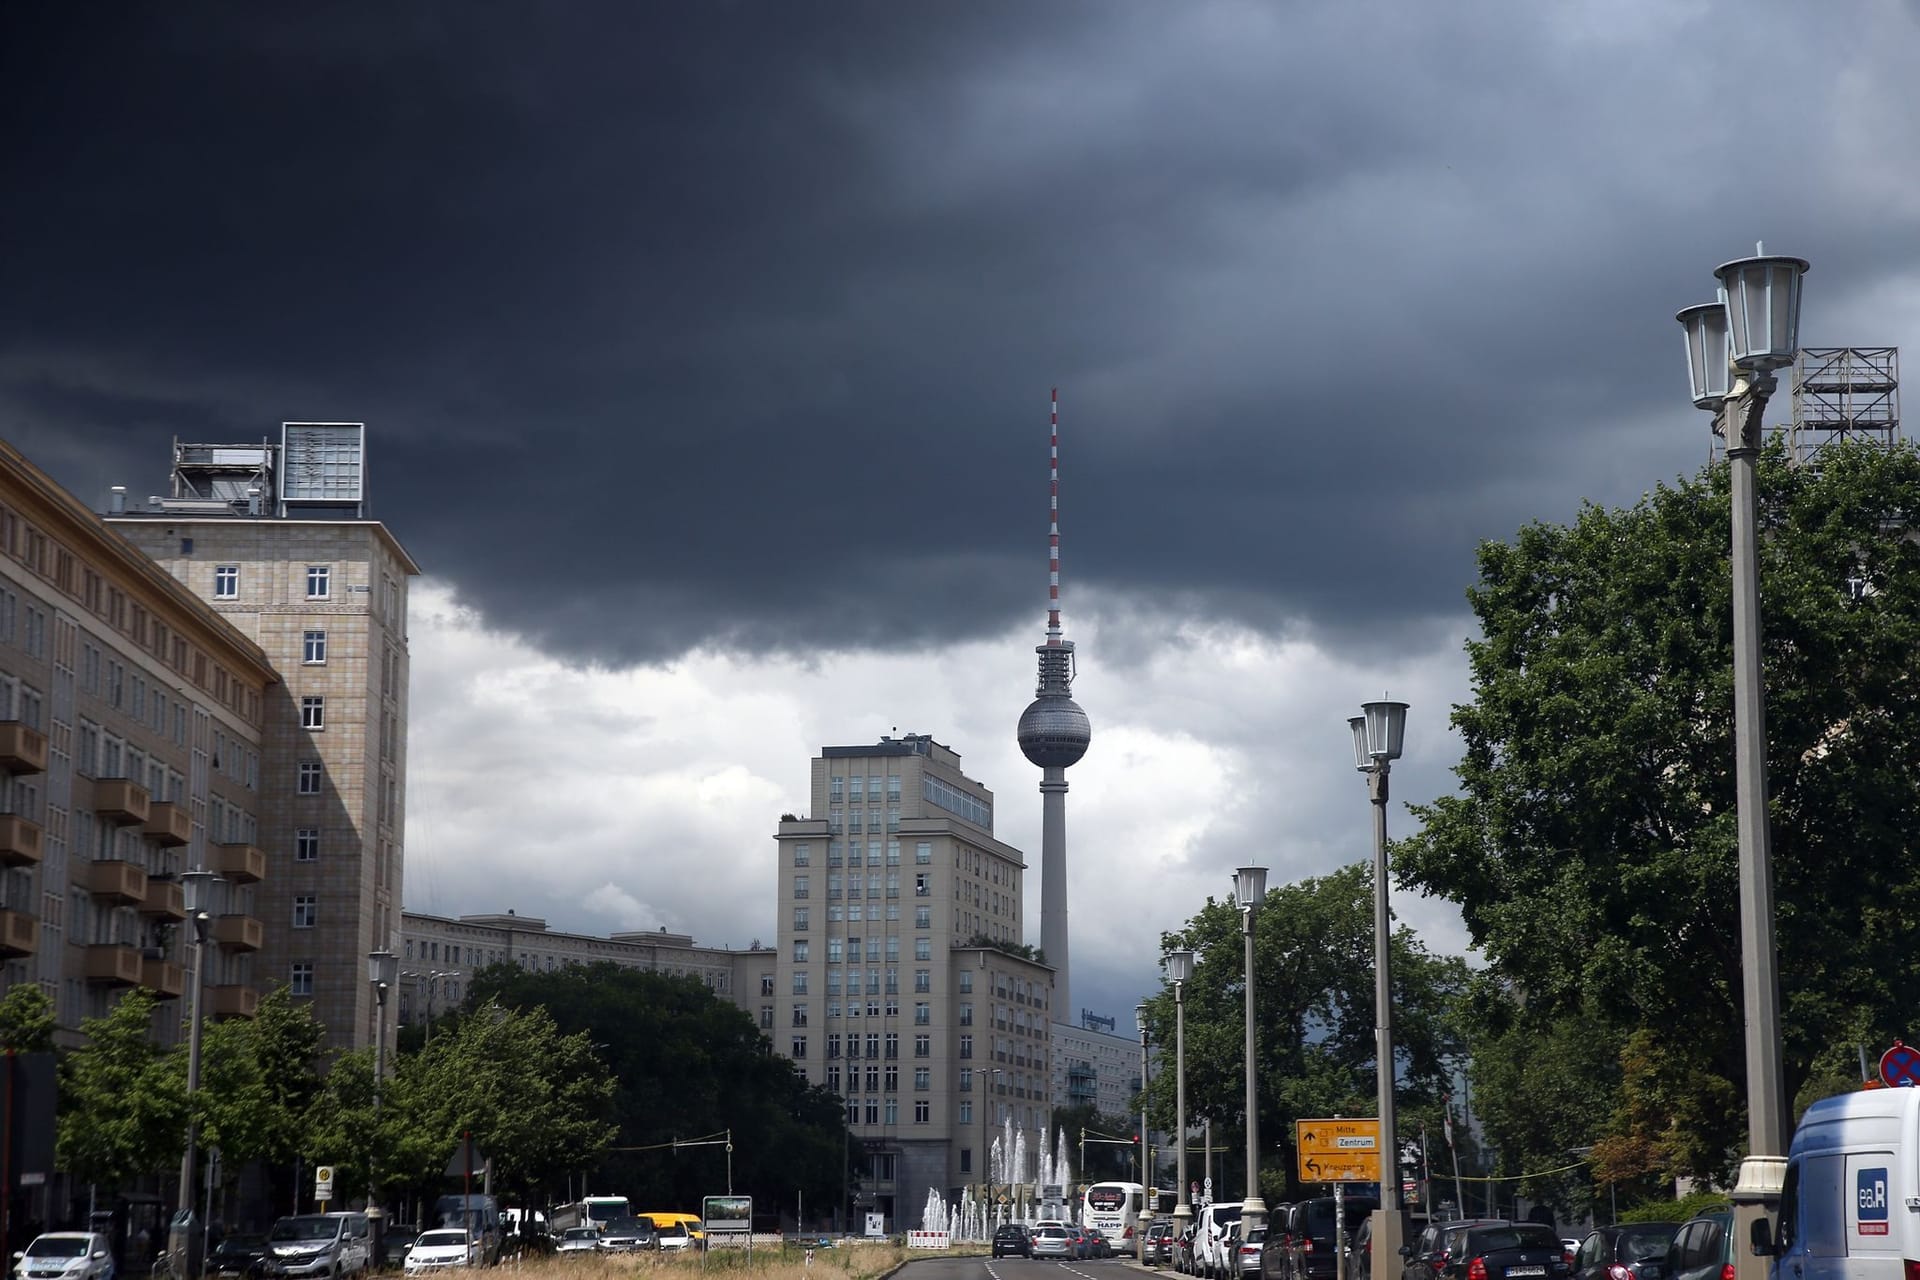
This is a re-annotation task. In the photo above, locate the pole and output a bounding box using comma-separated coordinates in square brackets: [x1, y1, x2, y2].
[4, 1047, 14, 1270]
[175, 919, 210, 1277]
[1138, 1017, 1150, 1264]
[369, 982, 389, 1269]
[1370, 762, 1397, 1215]
[1240, 903, 1264, 1231]
[1173, 979, 1191, 1238]
[1719, 374, 1788, 1280]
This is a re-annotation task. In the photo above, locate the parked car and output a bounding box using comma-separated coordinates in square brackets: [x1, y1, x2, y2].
[13, 1233, 115, 1280]
[261, 1213, 371, 1278]
[1198, 1205, 1246, 1280]
[206, 1234, 269, 1279]
[598, 1219, 657, 1253]
[1341, 1213, 1373, 1280]
[1569, 1224, 1680, 1280]
[381, 1232, 420, 1270]
[403, 1230, 480, 1274]
[993, 1225, 1031, 1259]
[1403, 1222, 1569, 1280]
[1145, 1221, 1176, 1266]
[1174, 1227, 1200, 1275]
[653, 1222, 692, 1252]
[1400, 1220, 1511, 1280]
[1662, 1210, 1732, 1280]
[1237, 1227, 1267, 1279]
[1270, 1196, 1378, 1280]
[554, 1228, 600, 1256]
[1087, 1229, 1113, 1259]
[1033, 1228, 1076, 1260]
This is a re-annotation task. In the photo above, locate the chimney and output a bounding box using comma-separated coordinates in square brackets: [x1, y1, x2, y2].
[247, 487, 262, 516]
[109, 485, 127, 514]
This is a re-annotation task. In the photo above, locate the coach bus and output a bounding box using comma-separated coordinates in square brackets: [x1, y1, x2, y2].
[1082, 1181, 1148, 1249]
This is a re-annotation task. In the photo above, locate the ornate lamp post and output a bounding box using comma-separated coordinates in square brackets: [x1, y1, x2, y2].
[1165, 949, 1195, 1242]
[1137, 1001, 1151, 1262]
[367, 949, 398, 1264]
[172, 869, 225, 1279]
[1231, 866, 1267, 1233]
[1350, 700, 1407, 1280]
[1676, 248, 1808, 1280]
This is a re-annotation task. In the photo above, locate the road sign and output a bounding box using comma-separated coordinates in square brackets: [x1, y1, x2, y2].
[314, 1166, 335, 1200]
[1296, 1118, 1381, 1183]
[1882, 1041, 1920, 1087]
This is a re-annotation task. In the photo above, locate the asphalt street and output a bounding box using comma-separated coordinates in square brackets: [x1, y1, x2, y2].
[901, 1255, 1154, 1280]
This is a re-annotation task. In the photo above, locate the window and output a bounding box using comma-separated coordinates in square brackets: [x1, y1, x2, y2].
[916, 841, 932, 864]
[760, 1006, 773, 1029]
[295, 828, 319, 861]
[914, 1035, 931, 1058]
[915, 1002, 930, 1025]
[959, 1103, 973, 1129]
[915, 1068, 931, 1090]
[303, 630, 327, 664]
[306, 565, 331, 598]
[915, 969, 931, 992]
[214, 566, 239, 598]
[885, 1099, 899, 1125]
[884, 1032, 899, 1059]
[959, 1034, 973, 1059]
[792, 972, 808, 994]
[290, 963, 314, 996]
[793, 842, 811, 867]
[865, 1034, 880, 1060]
[792, 1004, 809, 1027]
[915, 873, 930, 896]
[827, 938, 844, 963]
[911, 1100, 928, 1124]
[960, 1002, 973, 1026]
[793, 907, 809, 930]
[916, 907, 931, 928]
[301, 696, 325, 730]
[297, 760, 322, 794]
[760, 974, 775, 997]
[827, 1034, 842, 1059]
[293, 896, 317, 928]
[793, 940, 810, 962]
[915, 938, 931, 961]
[959, 971, 972, 993]
[793, 875, 809, 899]
[791, 1037, 807, 1059]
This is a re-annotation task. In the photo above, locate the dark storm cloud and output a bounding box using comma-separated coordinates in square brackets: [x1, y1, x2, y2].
[6, 1, 1918, 663]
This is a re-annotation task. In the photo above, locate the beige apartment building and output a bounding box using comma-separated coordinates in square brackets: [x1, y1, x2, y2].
[400, 908, 770, 1027]
[0, 440, 274, 1042]
[772, 733, 1054, 1230]
[110, 429, 418, 1051]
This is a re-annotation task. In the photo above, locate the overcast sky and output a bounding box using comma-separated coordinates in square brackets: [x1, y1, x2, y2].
[8, 2, 1920, 1025]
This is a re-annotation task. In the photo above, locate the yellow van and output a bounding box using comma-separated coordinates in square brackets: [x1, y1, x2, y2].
[637, 1213, 705, 1244]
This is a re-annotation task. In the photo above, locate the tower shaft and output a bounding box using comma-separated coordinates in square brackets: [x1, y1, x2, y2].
[1040, 768, 1070, 1017]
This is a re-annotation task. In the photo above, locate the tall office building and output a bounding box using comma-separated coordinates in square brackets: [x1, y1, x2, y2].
[773, 733, 1055, 1229]
[110, 427, 418, 1050]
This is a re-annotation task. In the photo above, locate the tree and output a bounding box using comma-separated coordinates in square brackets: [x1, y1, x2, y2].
[0, 984, 55, 1052]
[1395, 440, 1920, 1184]
[1052, 1102, 1140, 1183]
[1141, 865, 1470, 1203]
[57, 989, 186, 1192]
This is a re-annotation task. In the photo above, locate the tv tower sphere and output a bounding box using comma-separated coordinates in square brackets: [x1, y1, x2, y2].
[1018, 693, 1091, 768]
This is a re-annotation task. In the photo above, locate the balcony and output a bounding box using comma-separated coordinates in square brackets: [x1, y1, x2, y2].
[211, 842, 266, 884]
[84, 944, 144, 986]
[0, 814, 43, 868]
[84, 859, 148, 905]
[94, 778, 151, 826]
[0, 909, 38, 957]
[140, 879, 187, 920]
[141, 954, 186, 998]
[207, 985, 260, 1018]
[145, 802, 192, 847]
[0, 722, 47, 775]
[211, 914, 264, 952]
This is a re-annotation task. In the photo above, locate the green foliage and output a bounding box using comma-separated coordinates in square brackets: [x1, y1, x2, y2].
[1052, 1103, 1142, 1183]
[463, 961, 849, 1212]
[0, 984, 55, 1051]
[1396, 440, 1920, 1186]
[1140, 865, 1470, 1202]
[1617, 1189, 1728, 1225]
[57, 989, 186, 1191]
[962, 935, 1041, 963]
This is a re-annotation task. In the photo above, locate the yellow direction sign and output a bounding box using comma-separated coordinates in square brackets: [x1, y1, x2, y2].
[1295, 1118, 1381, 1184]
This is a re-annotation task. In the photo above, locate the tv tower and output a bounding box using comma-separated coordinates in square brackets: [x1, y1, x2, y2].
[1017, 388, 1091, 1017]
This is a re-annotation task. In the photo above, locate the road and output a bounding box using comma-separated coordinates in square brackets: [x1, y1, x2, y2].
[900, 1256, 1150, 1280]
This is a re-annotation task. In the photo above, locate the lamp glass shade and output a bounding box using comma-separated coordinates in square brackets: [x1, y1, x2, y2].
[1348, 716, 1371, 771]
[1362, 699, 1410, 761]
[1136, 1002, 1148, 1034]
[1233, 864, 1267, 907]
[181, 869, 214, 915]
[1715, 255, 1808, 372]
[1164, 949, 1194, 984]
[369, 948, 399, 987]
[1676, 302, 1731, 409]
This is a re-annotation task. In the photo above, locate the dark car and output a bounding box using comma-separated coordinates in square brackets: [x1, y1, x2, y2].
[1404, 1222, 1570, 1280]
[1268, 1195, 1380, 1280]
[206, 1234, 269, 1278]
[597, 1218, 658, 1252]
[1175, 1227, 1200, 1275]
[1570, 1224, 1680, 1280]
[994, 1225, 1032, 1258]
[1662, 1210, 1732, 1280]
[1341, 1215, 1373, 1280]
[1145, 1221, 1176, 1266]
[1401, 1220, 1512, 1280]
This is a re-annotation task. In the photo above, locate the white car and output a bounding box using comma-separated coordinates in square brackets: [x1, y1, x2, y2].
[402, 1230, 480, 1273]
[654, 1223, 693, 1252]
[14, 1234, 114, 1280]
[554, 1228, 600, 1255]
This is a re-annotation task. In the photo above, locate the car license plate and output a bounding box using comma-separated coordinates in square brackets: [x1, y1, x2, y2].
[1509, 1268, 1547, 1276]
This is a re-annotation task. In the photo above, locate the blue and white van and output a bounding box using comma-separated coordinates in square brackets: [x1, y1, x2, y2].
[1760, 1087, 1920, 1280]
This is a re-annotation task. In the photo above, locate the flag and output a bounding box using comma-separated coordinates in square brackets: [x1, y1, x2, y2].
[1443, 1095, 1456, 1148]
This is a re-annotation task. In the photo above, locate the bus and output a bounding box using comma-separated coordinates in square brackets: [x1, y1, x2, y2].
[1082, 1182, 1149, 1251]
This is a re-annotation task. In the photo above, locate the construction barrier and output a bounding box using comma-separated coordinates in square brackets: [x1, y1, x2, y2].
[906, 1231, 952, 1249]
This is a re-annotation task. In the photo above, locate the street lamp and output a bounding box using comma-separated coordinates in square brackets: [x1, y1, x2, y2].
[1231, 866, 1267, 1232]
[1350, 699, 1408, 1280]
[980, 1067, 1004, 1228]
[172, 869, 225, 1279]
[367, 950, 398, 1264]
[1136, 1002, 1151, 1263]
[1676, 248, 1808, 1280]
[1164, 949, 1195, 1241]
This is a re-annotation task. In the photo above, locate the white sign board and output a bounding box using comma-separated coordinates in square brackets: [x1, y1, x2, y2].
[864, 1212, 886, 1238]
[314, 1166, 335, 1200]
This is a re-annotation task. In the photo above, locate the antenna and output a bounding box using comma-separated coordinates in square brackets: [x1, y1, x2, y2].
[1047, 386, 1062, 645]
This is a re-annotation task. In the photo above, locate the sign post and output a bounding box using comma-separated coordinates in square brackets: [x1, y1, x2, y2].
[314, 1166, 334, 1211]
[1295, 1119, 1382, 1186]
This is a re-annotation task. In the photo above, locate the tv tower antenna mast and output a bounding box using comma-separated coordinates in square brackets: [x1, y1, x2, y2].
[1017, 388, 1092, 1015]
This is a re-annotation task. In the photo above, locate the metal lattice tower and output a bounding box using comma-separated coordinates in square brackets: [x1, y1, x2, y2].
[1791, 348, 1900, 468]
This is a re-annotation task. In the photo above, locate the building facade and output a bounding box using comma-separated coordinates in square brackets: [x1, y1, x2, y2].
[771, 733, 1055, 1229]
[0, 440, 275, 1041]
[110, 433, 418, 1050]
[400, 908, 768, 1026]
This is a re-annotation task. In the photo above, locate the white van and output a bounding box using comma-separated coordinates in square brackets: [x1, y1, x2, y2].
[1195, 1204, 1244, 1280]
[1760, 1086, 1920, 1280]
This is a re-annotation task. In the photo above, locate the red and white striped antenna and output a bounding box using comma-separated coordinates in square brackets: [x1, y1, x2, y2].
[1047, 386, 1063, 645]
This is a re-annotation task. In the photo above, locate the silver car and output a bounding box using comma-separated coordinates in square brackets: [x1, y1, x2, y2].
[1032, 1227, 1075, 1260]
